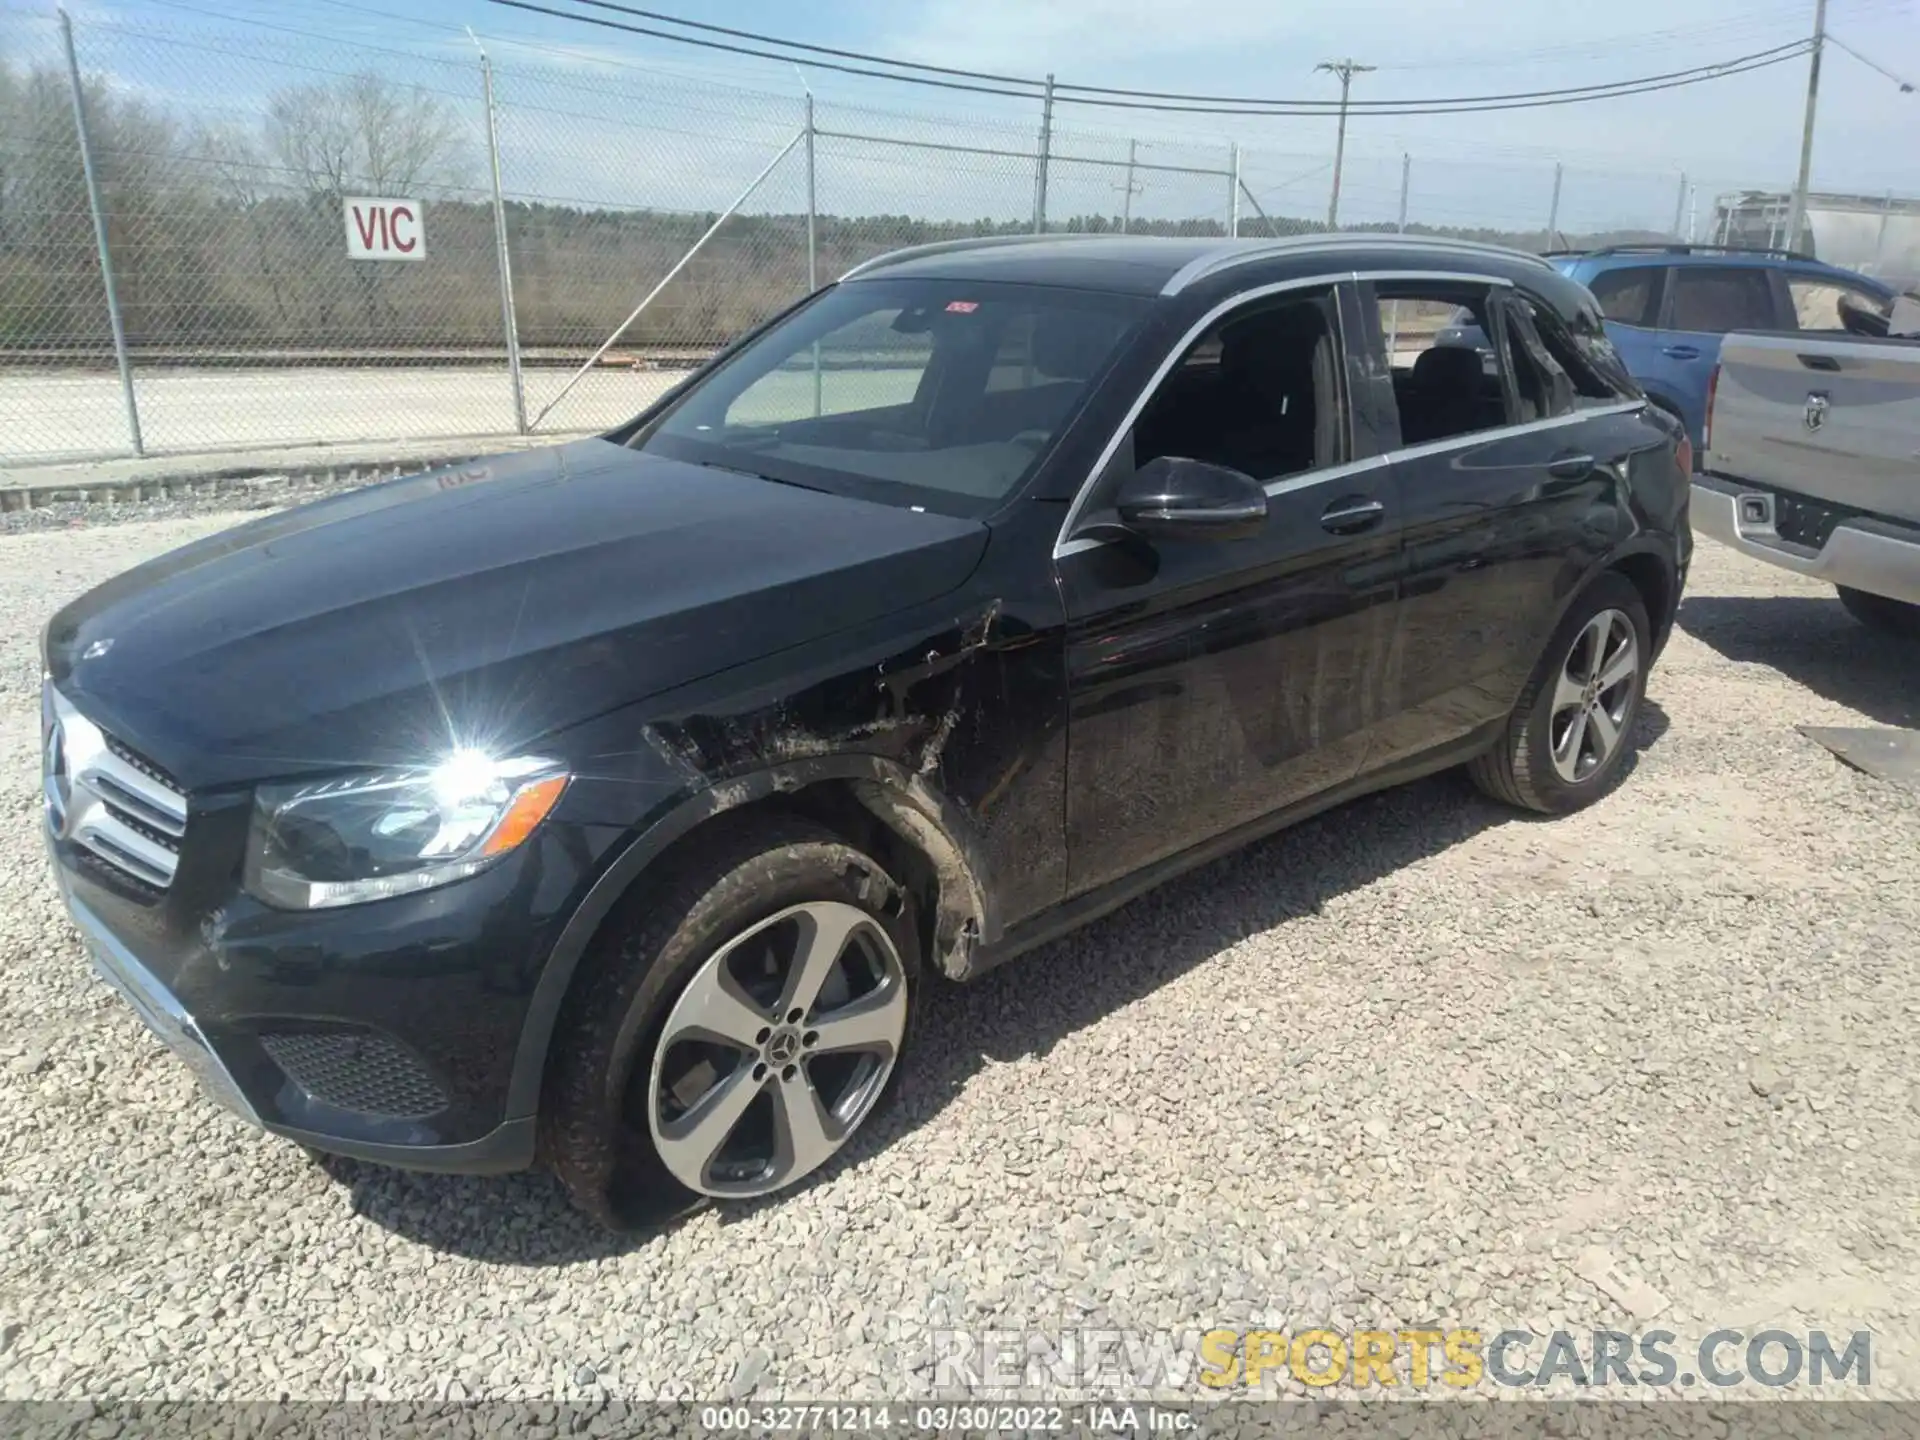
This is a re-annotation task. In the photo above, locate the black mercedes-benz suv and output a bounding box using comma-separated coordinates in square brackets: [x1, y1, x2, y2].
[43, 234, 1689, 1226]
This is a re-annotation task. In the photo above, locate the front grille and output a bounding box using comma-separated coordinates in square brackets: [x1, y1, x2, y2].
[45, 691, 188, 892]
[259, 1029, 449, 1119]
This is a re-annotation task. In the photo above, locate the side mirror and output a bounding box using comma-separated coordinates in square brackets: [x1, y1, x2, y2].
[1115, 456, 1268, 541]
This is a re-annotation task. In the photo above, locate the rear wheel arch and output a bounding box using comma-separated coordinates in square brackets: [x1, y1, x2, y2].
[1530, 543, 1676, 667]
[1609, 549, 1676, 652]
[505, 757, 987, 1126]
[1470, 569, 1652, 813]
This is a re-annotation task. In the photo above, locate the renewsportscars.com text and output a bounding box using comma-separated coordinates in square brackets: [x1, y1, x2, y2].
[927, 1327, 1872, 1392]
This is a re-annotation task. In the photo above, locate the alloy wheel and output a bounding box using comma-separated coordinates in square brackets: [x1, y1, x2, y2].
[1548, 607, 1639, 785]
[644, 900, 908, 1197]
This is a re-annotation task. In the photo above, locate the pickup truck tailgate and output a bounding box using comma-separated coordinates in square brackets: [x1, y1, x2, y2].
[1706, 331, 1920, 527]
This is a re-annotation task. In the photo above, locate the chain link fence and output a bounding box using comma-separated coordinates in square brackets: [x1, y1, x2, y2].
[0, 5, 1837, 466]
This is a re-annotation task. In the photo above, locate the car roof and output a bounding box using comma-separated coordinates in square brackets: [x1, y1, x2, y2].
[1571, 247, 1885, 282]
[840, 232, 1557, 298]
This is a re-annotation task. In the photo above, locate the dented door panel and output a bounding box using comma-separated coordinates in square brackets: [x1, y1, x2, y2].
[1056, 482, 1401, 898]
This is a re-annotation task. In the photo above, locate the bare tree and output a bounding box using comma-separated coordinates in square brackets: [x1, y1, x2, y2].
[264, 71, 465, 200]
[262, 71, 466, 335]
[194, 123, 269, 209]
[192, 123, 295, 333]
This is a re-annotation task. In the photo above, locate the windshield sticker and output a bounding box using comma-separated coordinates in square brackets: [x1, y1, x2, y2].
[945, 300, 979, 313]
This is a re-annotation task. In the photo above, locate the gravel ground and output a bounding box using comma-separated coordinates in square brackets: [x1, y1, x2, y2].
[0, 509, 1917, 1405]
[0, 473, 418, 537]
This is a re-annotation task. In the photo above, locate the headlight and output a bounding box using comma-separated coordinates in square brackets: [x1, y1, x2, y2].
[246, 752, 569, 910]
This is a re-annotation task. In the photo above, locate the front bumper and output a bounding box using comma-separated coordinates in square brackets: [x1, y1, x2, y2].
[1692, 476, 1920, 606]
[69, 881, 262, 1127]
[38, 672, 623, 1176]
[51, 849, 543, 1174]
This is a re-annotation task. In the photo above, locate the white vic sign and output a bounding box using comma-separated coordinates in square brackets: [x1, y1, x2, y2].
[343, 197, 425, 261]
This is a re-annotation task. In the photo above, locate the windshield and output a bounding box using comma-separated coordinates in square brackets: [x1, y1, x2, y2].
[631, 279, 1148, 516]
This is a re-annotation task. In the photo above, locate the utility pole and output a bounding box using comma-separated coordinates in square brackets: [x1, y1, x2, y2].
[1227, 142, 1241, 238]
[1785, 0, 1828, 256]
[1116, 139, 1141, 233]
[1033, 73, 1056, 235]
[1317, 58, 1374, 230]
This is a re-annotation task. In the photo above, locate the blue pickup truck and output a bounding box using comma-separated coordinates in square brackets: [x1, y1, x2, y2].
[1435, 244, 1897, 459]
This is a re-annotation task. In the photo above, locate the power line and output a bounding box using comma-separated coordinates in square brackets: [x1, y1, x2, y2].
[489, 2, 1816, 117]
[1057, 42, 1810, 106]
[486, 0, 1041, 101]
[1110, 45, 1813, 116]
[1827, 31, 1917, 91]
[1370, 0, 1912, 72]
[556, 0, 1041, 88]
[1372, 3, 1812, 71]
[554, 0, 1808, 108]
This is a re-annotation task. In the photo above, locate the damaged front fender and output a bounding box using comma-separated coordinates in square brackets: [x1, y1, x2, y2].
[502, 749, 992, 1125]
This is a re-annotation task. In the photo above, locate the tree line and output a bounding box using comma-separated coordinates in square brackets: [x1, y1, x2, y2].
[0, 63, 1660, 359]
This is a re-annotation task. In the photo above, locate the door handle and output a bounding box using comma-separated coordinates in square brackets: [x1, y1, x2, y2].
[1547, 452, 1596, 479]
[1320, 497, 1385, 534]
[1798, 352, 1842, 372]
[1660, 344, 1701, 360]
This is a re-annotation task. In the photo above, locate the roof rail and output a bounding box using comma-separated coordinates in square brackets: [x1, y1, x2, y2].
[1580, 243, 1813, 260]
[1161, 232, 1552, 295]
[838, 233, 1101, 282]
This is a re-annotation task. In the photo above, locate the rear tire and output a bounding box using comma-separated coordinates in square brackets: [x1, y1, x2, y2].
[1837, 585, 1920, 639]
[543, 815, 921, 1229]
[1469, 572, 1651, 815]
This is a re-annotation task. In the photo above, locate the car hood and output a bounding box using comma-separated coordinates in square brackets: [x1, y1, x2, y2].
[46, 440, 989, 790]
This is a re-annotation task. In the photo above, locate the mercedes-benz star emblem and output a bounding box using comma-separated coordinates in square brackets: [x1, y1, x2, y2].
[766, 1030, 800, 1065]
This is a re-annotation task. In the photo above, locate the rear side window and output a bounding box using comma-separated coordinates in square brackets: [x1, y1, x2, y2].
[1587, 267, 1663, 327]
[1500, 304, 1572, 423]
[1668, 268, 1778, 332]
[1371, 283, 1509, 447]
[1518, 297, 1627, 403]
[1787, 276, 1890, 332]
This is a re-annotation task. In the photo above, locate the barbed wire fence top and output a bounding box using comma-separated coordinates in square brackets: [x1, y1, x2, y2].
[0, 4, 1830, 465]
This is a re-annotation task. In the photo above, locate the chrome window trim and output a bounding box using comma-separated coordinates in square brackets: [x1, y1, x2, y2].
[1052, 261, 1648, 561]
[1052, 272, 1355, 558]
[1053, 453, 1397, 559]
[1365, 270, 1516, 290]
[1381, 400, 1645, 467]
[1053, 400, 1646, 561]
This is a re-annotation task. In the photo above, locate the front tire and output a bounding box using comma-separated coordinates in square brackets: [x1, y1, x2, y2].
[1469, 572, 1651, 814]
[1837, 585, 1920, 639]
[544, 815, 920, 1228]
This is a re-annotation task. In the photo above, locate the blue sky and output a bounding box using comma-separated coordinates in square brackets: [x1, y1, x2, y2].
[10, 0, 1920, 231]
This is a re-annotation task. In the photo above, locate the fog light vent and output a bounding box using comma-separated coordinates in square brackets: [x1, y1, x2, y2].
[260, 1029, 448, 1119]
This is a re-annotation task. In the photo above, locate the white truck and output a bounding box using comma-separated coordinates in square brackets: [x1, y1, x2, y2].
[1691, 292, 1920, 637]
